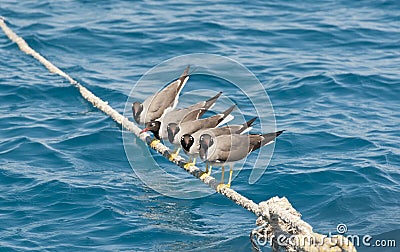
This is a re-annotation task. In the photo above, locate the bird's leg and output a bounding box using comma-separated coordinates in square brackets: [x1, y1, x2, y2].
[221, 165, 225, 184]
[149, 138, 160, 148]
[217, 165, 233, 192]
[184, 157, 196, 169]
[205, 164, 213, 175]
[168, 147, 180, 161]
[226, 164, 233, 188]
[217, 165, 226, 192]
[200, 163, 211, 180]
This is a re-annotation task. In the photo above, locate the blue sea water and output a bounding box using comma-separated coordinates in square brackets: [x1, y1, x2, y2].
[1, 1, 399, 251]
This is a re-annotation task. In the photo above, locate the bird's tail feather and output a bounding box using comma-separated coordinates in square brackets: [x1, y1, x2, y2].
[180, 108, 206, 123]
[260, 130, 284, 148]
[249, 130, 284, 152]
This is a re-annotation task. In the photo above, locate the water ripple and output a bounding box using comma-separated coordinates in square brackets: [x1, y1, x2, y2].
[0, 0, 399, 250]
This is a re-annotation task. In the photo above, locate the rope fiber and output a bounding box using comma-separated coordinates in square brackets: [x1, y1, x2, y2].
[0, 17, 356, 252]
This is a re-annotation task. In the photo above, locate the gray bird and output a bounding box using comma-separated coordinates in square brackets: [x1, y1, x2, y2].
[166, 105, 236, 160]
[140, 92, 222, 140]
[180, 117, 257, 168]
[198, 130, 284, 188]
[132, 66, 190, 125]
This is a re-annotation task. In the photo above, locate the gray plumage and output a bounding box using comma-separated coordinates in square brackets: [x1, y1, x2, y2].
[143, 92, 222, 140]
[167, 105, 236, 146]
[199, 131, 284, 166]
[181, 117, 258, 157]
[132, 66, 190, 125]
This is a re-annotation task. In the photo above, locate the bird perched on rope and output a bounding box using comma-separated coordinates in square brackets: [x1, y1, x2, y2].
[180, 117, 257, 169]
[166, 105, 236, 161]
[132, 66, 190, 125]
[140, 92, 222, 145]
[198, 130, 284, 190]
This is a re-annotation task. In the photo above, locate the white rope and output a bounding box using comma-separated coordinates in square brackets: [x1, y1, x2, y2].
[0, 17, 356, 252]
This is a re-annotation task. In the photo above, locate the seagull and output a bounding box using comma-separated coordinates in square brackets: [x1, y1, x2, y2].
[132, 66, 190, 125]
[166, 105, 236, 161]
[198, 130, 284, 189]
[140, 92, 222, 142]
[180, 117, 257, 169]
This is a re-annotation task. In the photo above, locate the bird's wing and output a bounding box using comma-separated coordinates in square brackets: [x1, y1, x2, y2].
[161, 107, 191, 125]
[180, 108, 205, 123]
[248, 131, 283, 152]
[210, 135, 249, 163]
[179, 119, 209, 135]
[219, 125, 241, 134]
[207, 127, 236, 137]
[248, 135, 264, 152]
[144, 67, 190, 121]
[146, 80, 184, 116]
[195, 114, 224, 129]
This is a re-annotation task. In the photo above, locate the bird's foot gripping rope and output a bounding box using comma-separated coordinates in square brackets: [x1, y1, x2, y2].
[199, 173, 209, 180]
[149, 139, 160, 148]
[199, 164, 212, 180]
[183, 159, 196, 170]
[216, 183, 230, 192]
[168, 148, 180, 161]
[216, 165, 232, 192]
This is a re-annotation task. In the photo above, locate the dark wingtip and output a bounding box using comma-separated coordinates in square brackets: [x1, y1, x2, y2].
[204, 91, 223, 109]
[206, 91, 223, 102]
[223, 104, 236, 117]
[215, 91, 223, 96]
[177, 65, 190, 86]
[259, 130, 285, 145]
[178, 65, 190, 90]
[246, 117, 258, 127]
[235, 116, 258, 134]
[181, 65, 190, 78]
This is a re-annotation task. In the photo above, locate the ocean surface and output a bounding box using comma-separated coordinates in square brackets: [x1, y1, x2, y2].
[1, 1, 399, 251]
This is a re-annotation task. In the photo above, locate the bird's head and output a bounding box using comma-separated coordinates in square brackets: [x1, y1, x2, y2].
[141, 120, 161, 140]
[132, 101, 143, 124]
[181, 134, 194, 152]
[167, 123, 180, 143]
[199, 134, 214, 160]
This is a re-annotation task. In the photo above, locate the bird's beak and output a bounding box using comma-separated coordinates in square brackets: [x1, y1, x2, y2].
[199, 147, 208, 160]
[140, 128, 149, 134]
[168, 131, 175, 143]
[184, 138, 190, 146]
[167, 126, 178, 143]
